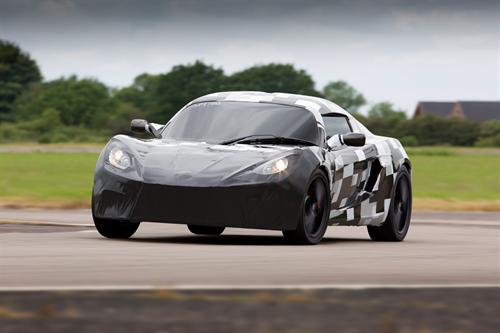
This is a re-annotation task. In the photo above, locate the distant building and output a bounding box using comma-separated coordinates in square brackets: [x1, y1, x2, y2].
[414, 101, 500, 122]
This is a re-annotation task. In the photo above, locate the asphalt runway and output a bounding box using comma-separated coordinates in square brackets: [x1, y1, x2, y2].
[0, 209, 499, 289]
[2, 289, 499, 333]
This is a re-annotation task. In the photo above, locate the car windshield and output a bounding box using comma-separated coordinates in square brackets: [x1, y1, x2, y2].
[161, 101, 319, 145]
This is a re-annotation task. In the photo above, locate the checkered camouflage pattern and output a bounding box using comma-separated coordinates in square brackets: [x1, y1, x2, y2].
[328, 137, 409, 226]
[184, 92, 411, 227]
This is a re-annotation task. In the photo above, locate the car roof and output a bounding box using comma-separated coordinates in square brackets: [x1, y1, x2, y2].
[187, 91, 352, 128]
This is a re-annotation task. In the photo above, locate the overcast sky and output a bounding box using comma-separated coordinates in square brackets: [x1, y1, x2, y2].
[1, 0, 499, 114]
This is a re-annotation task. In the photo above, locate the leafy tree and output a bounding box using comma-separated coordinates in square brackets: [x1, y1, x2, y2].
[478, 120, 500, 138]
[129, 62, 321, 123]
[476, 120, 500, 147]
[14, 76, 113, 128]
[113, 73, 159, 114]
[0, 40, 42, 121]
[148, 61, 226, 123]
[32, 108, 65, 143]
[105, 101, 146, 135]
[364, 102, 408, 138]
[407, 115, 480, 146]
[322, 80, 366, 112]
[399, 135, 419, 147]
[350, 111, 368, 123]
[368, 102, 406, 120]
[0, 121, 29, 142]
[228, 63, 320, 96]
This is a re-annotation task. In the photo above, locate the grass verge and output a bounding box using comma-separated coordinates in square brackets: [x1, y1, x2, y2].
[0, 152, 96, 208]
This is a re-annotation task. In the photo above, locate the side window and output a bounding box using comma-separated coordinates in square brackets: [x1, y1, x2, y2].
[322, 115, 352, 138]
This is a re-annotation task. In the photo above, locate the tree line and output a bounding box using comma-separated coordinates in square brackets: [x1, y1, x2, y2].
[0, 40, 498, 146]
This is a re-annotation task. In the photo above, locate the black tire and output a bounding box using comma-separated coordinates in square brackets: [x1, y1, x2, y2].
[187, 225, 225, 235]
[93, 217, 140, 239]
[367, 165, 412, 242]
[282, 169, 330, 245]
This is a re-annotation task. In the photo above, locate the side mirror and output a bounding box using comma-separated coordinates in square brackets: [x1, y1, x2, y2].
[130, 119, 162, 138]
[130, 119, 148, 133]
[342, 133, 366, 147]
[327, 132, 366, 149]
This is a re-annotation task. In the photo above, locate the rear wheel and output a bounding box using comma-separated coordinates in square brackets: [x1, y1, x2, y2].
[187, 225, 225, 235]
[93, 217, 140, 239]
[367, 166, 412, 241]
[282, 170, 330, 245]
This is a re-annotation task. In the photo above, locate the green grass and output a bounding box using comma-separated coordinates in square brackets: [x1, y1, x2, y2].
[409, 153, 500, 201]
[406, 147, 458, 156]
[0, 148, 498, 209]
[0, 152, 97, 205]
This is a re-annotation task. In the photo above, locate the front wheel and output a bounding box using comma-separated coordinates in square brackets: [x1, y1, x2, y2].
[94, 217, 140, 239]
[282, 170, 330, 245]
[367, 165, 412, 241]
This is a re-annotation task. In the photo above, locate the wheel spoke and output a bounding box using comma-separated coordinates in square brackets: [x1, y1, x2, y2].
[399, 179, 408, 202]
[395, 209, 402, 224]
[400, 198, 408, 216]
[304, 210, 317, 233]
[395, 176, 410, 231]
[313, 180, 326, 209]
[303, 178, 327, 236]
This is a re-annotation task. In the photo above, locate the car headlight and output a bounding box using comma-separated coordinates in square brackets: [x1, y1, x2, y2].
[108, 147, 131, 170]
[254, 157, 289, 175]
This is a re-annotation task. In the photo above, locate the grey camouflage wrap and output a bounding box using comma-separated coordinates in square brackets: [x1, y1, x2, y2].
[181, 91, 411, 227]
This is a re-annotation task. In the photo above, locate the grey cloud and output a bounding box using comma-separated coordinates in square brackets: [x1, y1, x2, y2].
[0, 0, 498, 114]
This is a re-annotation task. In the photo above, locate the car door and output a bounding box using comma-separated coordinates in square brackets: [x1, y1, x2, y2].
[323, 115, 373, 210]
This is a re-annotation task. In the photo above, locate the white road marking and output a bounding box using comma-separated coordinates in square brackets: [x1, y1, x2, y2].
[0, 220, 93, 227]
[0, 218, 498, 229]
[411, 219, 500, 226]
[1, 284, 499, 292]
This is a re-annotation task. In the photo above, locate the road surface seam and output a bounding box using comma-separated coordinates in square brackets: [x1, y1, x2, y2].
[0, 220, 93, 227]
[1, 284, 500, 292]
[1, 218, 498, 228]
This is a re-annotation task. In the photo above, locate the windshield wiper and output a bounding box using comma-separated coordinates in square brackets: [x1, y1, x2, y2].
[219, 134, 277, 145]
[256, 137, 316, 146]
[220, 135, 315, 146]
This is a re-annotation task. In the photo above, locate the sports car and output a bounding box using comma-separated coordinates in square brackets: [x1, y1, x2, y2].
[92, 91, 412, 244]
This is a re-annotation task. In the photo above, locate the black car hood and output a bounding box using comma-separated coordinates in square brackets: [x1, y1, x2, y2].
[112, 136, 299, 186]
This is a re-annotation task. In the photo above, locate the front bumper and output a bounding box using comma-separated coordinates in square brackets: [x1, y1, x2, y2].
[92, 168, 304, 230]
